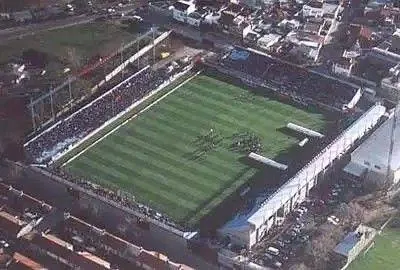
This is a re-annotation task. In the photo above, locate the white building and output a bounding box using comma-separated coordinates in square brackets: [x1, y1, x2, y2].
[257, 33, 282, 50]
[279, 19, 301, 31]
[187, 11, 203, 27]
[204, 11, 221, 25]
[344, 108, 400, 185]
[302, 2, 338, 18]
[172, 0, 196, 23]
[302, 3, 324, 17]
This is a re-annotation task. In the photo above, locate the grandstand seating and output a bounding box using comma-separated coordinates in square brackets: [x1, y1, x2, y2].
[219, 47, 359, 111]
[25, 66, 170, 164]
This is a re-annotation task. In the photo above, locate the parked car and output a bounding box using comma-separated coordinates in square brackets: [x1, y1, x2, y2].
[272, 260, 283, 268]
[291, 227, 301, 234]
[326, 198, 338, 205]
[299, 206, 308, 213]
[288, 230, 298, 237]
[298, 234, 310, 243]
[273, 240, 285, 249]
[281, 248, 295, 257]
[278, 253, 289, 261]
[264, 252, 274, 261]
[274, 240, 285, 248]
[281, 235, 292, 244]
[294, 222, 304, 229]
[267, 246, 280, 256]
[331, 191, 339, 197]
[327, 215, 340, 225]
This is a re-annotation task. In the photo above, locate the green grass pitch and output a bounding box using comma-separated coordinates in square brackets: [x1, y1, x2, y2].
[64, 73, 327, 228]
[348, 226, 400, 270]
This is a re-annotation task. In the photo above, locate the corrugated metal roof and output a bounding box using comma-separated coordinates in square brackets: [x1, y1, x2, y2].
[351, 109, 400, 172]
[0, 211, 25, 235]
[12, 252, 45, 270]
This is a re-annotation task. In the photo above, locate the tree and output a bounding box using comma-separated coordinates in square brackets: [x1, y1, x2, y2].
[348, 202, 365, 225]
[306, 223, 344, 269]
[309, 235, 336, 268]
[336, 202, 365, 226]
[336, 202, 350, 219]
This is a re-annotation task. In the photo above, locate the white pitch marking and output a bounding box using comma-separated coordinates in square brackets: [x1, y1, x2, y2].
[62, 70, 202, 167]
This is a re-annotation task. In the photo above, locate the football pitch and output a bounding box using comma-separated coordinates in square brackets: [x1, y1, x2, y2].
[64, 73, 327, 227]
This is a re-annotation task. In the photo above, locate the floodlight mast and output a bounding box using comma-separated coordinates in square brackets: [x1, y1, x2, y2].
[386, 105, 398, 186]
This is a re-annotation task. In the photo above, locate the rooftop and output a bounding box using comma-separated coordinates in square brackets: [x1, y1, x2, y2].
[303, 21, 321, 34]
[0, 181, 193, 270]
[334, 231, 362, 257]
[12, 252, 45, 270]
[351, 109, 400, 171]
[334, 225, 377, 257]
[173, 1, 191, 12]
[188, 12, 202, 19]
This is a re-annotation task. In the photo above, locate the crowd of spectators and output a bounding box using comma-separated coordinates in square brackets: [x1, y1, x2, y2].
[219, 48, 359, 110]
[26, 67, 170, 163]
[54, 167, 178, 229]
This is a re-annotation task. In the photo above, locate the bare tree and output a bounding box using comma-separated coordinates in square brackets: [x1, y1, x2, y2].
[335, 202, 366, 226]
[336, 202, 350, 219]
[306, 223, 344, 269]
[348, 202, 365, 225]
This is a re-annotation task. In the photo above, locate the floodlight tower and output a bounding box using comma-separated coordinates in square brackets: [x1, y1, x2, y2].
[386, 105, 398, 186]
[152, 27, 156, 65]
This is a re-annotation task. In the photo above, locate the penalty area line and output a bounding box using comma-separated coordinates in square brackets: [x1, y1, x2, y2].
[61, 70, 202, 167]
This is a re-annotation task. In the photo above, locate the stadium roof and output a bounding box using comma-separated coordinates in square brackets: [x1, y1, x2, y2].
[220, 194, 272, 232]
[343, 162, 367, 177]
[351, 109, 400, 171]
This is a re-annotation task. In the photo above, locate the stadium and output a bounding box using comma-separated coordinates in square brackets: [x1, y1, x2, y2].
[23, 44, 384, 249]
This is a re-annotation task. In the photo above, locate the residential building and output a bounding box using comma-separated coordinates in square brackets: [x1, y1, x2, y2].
[187, 10, 207, 27]
[257, 33, 282, 50]
[172, 0, 196, 23]
[302, 1, 338, 18]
